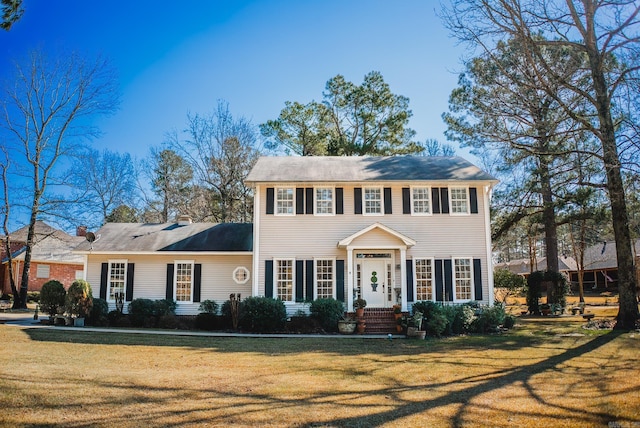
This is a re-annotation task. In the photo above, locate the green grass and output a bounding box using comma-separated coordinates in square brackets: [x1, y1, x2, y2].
[1, 318, 639, 427]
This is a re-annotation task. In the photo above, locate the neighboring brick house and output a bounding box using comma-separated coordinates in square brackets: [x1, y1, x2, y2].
[1, 221, 85, 294]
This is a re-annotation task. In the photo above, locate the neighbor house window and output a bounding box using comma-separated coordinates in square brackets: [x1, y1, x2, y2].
[276, 187, 294, 215]
[315, 187, 334, 215]
[414, 259, 434, 301]
[363, 187, 382, 215]
[411, 187, 431, 215]
[315, 259, 334, 299]
[275, 259, 294, 301]
[108, 260, 127, 301]
[174, 261, 194, 302]
[36, 264, 50, 279]
[233, 266, 250, 284]
[454, 258, 472, 301]
[450, 187, 469, 214]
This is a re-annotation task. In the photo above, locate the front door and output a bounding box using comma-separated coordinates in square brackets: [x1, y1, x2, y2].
[356, 253, 394, 308]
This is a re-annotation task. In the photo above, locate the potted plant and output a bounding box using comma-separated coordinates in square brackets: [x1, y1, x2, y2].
[354, 298, 367, 318]
[540, 303, 551, 316]
[65, 279, 94, 326]
[337, 317, 357, 334]
[393, 304, 403, 332]
[405, 311, 424, 338]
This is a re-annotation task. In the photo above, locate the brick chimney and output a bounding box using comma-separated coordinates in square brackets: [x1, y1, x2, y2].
[76, 225, 87, 237]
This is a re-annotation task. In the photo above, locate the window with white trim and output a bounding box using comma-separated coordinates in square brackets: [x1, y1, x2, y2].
[275, 259, 294, 301]
[315, 259, 334, 299]
[414, 259, 434, 301]
[276, 187, 294, 215]
[450, 187, 469, 214]
[108, 260, 127, 302]
[233, 266, 250, 284]
[174, 261, 194, 302]
[315, 187, 334, 215]
[363, 187, 382, 215]
[411, 187, 431, 215]
[454, 258, 473, 301]
[36, 264, 50, 279]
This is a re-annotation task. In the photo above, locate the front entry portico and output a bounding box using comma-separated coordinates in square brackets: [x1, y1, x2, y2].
[337, 223, 416, 312]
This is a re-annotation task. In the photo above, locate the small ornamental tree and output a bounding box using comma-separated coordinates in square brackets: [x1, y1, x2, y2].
[65, 279, 93, 318]
[40, 280, 66, 319]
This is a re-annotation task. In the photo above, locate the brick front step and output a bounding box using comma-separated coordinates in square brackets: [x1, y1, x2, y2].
[346, 308, 404, 335]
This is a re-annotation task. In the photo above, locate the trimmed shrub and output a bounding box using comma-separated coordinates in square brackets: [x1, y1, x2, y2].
[503, 314, 516, 329]
[310, 298, 345, 332]
[40, 280, 66, 318]
[27, 291, 40, 303]
[65, 279, 93, 318]
[154, 299, 176, 317]
[412, 301, 442, 320]
[195, 312, 219, 330]
[425, 312, 448, 337]
[157, 314, 180, 329]
[238, 296, 287, 333]
[88, 298, 109, 326]
[472, 304, 506, 333]
[442, 304, 476, 335]
[198, 299, 219, 314]
[128, 298, 156, 327]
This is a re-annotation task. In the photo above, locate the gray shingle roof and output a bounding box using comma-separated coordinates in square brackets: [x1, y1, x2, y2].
[245, 156, 497, 183]
[73, 222, 253, 253]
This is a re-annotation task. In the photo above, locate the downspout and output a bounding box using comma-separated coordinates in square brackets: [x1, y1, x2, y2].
[484, 184, 495, 305]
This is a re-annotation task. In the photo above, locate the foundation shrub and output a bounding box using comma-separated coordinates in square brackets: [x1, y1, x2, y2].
[310, 298, 345, 332]
[472, 304, 506, 333]
[128, 298, 156, 327]
[238, 296, 286, 333]
[40, 280, 66, 319]
[88, 298, 109, 326]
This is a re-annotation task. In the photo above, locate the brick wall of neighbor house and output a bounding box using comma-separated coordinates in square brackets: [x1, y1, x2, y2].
[11, 262, 84, 292]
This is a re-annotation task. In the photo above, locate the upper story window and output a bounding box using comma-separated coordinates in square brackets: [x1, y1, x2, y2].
[414, 259, 434, 301]
[411, 187, 431, 215]
[454, 258, 472, 301]
[174, 261, 194, 303]
[275, 259, 294, 302]
[315, 187, 334, 215]
[450, 187, 469, 214]
[363, 187, 383, 215]
[276, 187, 294, 215]
[108, 260, 127, 302]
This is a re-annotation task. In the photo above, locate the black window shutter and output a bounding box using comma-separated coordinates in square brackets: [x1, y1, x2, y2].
[335, 188, 344, 214]
[100, 263, 108, 300]
[402, 188, 411, 214]
[432, 188, 441, 214]
[440, 188, 450, 214]
[354, 188, 362, 214]
[305, 188, 314, 214]
[336, 260, 345, 302]
[444, 259, 453, 301]
[384, 187, 392, 214]
[295, 260, 304, 302]
[470, 187, 478, 214]
[406, 259, 414, 302]
[193, 264, 202, 303]
[305, 260, 314, 301]
[265, 260, 274, 298]
[166, 264, 174, 301]
[435, 259, 444, 301]
[296, 188, 305, 214]
[125, 263, 135, 302]
[266, 188, 274, 214]
[473, 259, 483, 301]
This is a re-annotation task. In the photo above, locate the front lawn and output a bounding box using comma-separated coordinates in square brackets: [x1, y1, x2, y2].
[1, 319, 638, 427]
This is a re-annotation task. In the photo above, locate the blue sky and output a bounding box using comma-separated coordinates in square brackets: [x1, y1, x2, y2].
[1, 0, 469, 161]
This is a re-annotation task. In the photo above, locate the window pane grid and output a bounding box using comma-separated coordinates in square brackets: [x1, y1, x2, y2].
[454, 259, 472, 300]
[415, 259, 433, 301]
[315, 188, 333, 214]
[277, 260, 293, 301]
[364, 188, 382, 214]
[451, 187, 468, 214]
[276, 188, 294, 214]
[412, 187, 431, 214]
[109, 262, 126, 300]
[316, 259, 333, 299]
[175, 263, 192, 302]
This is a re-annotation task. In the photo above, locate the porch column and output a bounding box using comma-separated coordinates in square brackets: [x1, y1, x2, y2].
[346, 247, 354, 312]
[400, 248, 408, 311]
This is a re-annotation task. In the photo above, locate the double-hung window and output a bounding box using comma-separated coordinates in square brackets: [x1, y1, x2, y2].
[275, 259, 294, 301]
[450, 187, 469, 214]
[363, 187, 382, 215]
[414, 259, 434, 301]
[411, 187, 431, 215]
[315, 259, 334, 299]
[174, 261, 194, 303]
[108, 260, 127, 301]
[454, 258, 473, 301]
[276, 187, 294, 215]
[315, 187, 334, 215]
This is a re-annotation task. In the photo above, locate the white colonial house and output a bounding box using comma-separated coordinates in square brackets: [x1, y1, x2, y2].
[75, 155, 497, 316]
